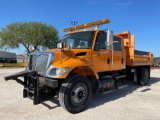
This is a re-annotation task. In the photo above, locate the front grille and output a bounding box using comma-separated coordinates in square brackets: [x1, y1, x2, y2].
[29, 53, 52, 75]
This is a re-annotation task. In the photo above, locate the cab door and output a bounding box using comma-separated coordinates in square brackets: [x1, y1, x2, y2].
[92, 32, 111, 72]
[112, 36, 124, 70]
[92, 32, 124, 72]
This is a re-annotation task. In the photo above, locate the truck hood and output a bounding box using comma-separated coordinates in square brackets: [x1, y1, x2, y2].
[45, 48, 92, 67]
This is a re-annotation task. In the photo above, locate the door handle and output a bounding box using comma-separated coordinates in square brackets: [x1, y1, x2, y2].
[97, 51, 100, 56]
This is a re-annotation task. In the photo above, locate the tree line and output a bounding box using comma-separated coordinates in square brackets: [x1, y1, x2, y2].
[0, 21, 59, 54]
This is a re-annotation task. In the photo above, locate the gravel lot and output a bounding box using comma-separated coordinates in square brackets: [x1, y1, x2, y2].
[0, 68, 160, 120]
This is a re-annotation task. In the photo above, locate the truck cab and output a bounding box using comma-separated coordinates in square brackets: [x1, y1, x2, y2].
[49, 19, 126, 80]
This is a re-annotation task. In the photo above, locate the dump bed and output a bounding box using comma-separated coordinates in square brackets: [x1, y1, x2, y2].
[115, 31, 152, 67]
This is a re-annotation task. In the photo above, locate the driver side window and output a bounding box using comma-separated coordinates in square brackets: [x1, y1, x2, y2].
[113, 36, 121, 51]
[94, 32, 106, 51]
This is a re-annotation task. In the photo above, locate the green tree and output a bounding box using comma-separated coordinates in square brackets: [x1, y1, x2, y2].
[0, 21, 59, 54]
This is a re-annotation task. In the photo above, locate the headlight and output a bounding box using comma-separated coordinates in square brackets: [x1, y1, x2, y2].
[49, 67, 70, 76]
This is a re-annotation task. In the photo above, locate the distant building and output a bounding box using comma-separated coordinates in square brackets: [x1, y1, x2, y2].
[0, 51, 17, 63]
[153, 57, 160, 66]
[16, 54, 29, 63]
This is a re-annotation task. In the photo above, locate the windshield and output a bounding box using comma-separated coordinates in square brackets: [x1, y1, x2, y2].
[62, 31, 95, 49]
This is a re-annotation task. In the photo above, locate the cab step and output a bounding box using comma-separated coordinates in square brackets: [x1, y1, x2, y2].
[114, 75, 126, 89]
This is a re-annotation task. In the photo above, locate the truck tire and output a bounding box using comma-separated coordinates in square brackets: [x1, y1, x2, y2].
[59, 74, 92, 114]
[138, 68, 149, 86]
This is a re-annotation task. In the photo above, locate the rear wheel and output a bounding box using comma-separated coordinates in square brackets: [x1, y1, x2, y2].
[138, 68, 149, 86]
[59, 74, 92, 114]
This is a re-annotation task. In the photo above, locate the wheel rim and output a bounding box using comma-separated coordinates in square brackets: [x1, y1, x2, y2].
[70, 83, 87, 106]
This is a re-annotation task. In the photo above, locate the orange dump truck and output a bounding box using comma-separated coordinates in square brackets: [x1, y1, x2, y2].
[4, 19, 152, 113]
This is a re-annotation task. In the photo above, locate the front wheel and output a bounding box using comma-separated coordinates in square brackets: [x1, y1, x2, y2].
[59, 74, 92, 114]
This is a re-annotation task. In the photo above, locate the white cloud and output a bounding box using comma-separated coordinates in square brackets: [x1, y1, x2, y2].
[81, 13, 87, 17]
[87, 0, 110, 5]
[87, 0, 132, 6]
[115, 1, 132, 6]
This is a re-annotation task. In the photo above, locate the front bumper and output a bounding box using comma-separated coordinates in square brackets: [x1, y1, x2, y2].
[4, 70, 58, 105]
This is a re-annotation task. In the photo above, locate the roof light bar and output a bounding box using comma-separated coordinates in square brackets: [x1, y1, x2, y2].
[63, 18, 110, 32]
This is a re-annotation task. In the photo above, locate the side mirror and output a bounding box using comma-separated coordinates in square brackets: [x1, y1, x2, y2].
[30, 46, 37, 52]
[57, 43, 62, 49]
[105, 42, 112, 50]
[106, 29, 113, 50]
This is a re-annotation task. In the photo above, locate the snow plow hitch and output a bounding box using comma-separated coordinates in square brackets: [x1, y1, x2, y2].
[4, 70, 36, 81]
[4, 70, 58, 105]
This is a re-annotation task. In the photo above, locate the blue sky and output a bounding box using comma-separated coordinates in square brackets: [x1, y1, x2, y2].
[0, 0, 160, 57]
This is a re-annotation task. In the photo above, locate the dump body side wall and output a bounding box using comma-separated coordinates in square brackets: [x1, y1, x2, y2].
[115, 31, 152, 67]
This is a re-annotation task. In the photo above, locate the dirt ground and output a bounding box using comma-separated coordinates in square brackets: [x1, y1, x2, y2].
[0, 67, 160, 120]
[152, 66, 160, 69]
